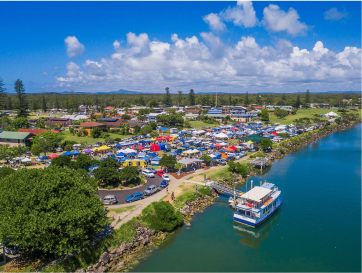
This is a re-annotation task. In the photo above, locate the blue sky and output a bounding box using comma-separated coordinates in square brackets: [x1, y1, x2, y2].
[0, 1, 360, 93]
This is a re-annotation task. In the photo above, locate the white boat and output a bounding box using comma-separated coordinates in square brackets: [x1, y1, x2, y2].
[233, 182, 282, 228]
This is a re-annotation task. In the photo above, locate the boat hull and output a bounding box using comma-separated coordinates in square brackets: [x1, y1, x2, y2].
[233, 202, 281, 228]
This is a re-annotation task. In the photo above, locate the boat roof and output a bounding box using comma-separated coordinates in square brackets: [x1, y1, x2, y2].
[260, 183, 275, 190]
[241, 186, 272, 202]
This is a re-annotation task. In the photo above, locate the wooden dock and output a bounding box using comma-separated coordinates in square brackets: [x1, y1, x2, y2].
[250, 157, 269, 169]
[206, 181, 244, 197]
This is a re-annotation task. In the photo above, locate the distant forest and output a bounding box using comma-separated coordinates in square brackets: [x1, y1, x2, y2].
[0, 78, 360, 112]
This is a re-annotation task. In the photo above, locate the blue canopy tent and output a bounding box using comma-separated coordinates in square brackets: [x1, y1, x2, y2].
[116, 152, 126, 157]
[137, 152, 146, 158]
[169, 152, 177, 156]
[119, 157, 128, 162]
[212, 152, 222, 159]
[90, 165, 99, 170]
[72, 150, 81, 155]
[148, 152, 157, 157]
[39, 155, 49, 160]
[181, 144, 189, 148]
[128, 152, 137, 157]
[209, 144, 217, 149]
[158, 143, 166, 150]
[197, 148, 206, 151]
[151, 156, 161, 166]
[220, 148, 228, 153]
[114, 144, 122, 148]
[63, 151, 73, 156]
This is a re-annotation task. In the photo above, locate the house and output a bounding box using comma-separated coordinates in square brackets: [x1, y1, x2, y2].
[184, 113, 199, 120]
[97, 118, 123, 128]
[104, 106, 115, 113]
[128, 106, 149, 115]
[230, 114, 256, 123]
[147, 113, 163, 122]
[80, 122, 106, 130]
[129, 123, 145, 133]
[78, 105, 88, 114]
[230, 106, 247, 115]
[61, 115, 89, 121]
[45, 118, 72, 127]
[207, 109, 222, 115]
[18, 129, 51, 136]
[185, 109, 201, 115]
[0, 131, 34, 146]
[204, 114, 226, 122]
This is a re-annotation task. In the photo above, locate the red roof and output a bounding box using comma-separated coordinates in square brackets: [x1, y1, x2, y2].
[18, 129, 51, 136]
[105, 106, 114, 109]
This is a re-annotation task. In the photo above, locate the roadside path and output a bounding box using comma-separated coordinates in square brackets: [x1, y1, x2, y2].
[113, 155, 251, 229]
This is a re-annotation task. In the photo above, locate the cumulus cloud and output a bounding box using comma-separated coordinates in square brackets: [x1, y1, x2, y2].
[203, 13, 226, 31]
[64, 36, 85, 58]
[42, 71, 48, 76]
[262, 4, 308, 35]
[221, 1, 258, 28]
[56, 32, 361, 93]
[324, 8, 348, 21]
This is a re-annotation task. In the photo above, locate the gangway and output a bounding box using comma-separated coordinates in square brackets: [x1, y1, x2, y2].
[206, 181, 244, 197]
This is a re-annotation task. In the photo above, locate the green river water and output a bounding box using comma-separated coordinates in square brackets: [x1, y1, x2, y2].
[130, 124, 361, 272]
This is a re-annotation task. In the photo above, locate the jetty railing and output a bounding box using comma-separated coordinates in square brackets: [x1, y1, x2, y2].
[206, 181, 244, 197]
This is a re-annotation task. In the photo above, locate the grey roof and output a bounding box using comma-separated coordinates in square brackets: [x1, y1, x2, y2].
[0, 131, 32, 140]
[178, 159, 204, 165]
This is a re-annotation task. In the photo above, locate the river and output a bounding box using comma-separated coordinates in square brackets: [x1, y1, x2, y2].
[130, 124, 361, 272]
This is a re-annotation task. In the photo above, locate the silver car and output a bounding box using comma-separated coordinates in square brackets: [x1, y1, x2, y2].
[101, 195, 118, 205]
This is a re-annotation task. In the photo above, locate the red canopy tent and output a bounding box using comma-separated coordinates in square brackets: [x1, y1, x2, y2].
[49, 154, 58, 159]
[232, 127, 238, 131]
[156, 136, 166, 141]
[272, 132, 278, 135]
[165, 135, 172, 139]
[151, 144, 160, 151]
[139, 145, 145, 150]
[215, 143, 222, 148]
[229, 145, 237, 150]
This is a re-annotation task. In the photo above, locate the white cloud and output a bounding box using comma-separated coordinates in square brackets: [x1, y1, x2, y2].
[262, 4, 308, 35]
[221, 1, 258, 28]
[203, 13, 226, 31]
[56, 32, 361, 93]
[64, 36, 85, 58]
[324, 8, 348, 21]
[42, 71, 48, 76]
[53, 65, 59, 70]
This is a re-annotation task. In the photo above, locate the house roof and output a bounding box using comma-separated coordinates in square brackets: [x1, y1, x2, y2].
[0, 131, 33, 140]
[18, 129, 50, 136]
[80, 122, 105, 127]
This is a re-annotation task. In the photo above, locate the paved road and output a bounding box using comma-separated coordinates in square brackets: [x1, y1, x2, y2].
[97, 174, 164, 205]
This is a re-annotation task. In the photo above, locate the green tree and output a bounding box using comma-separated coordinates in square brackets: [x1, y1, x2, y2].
[36, 117, 46, 129]
[99, 157, 120, 168]
[11, 117, 30, 129]
[188, 89, 195, 106]
[295, 92, 301, 109]
[149, 122, 157, 130]
[150, 130, 159, 138]
[0, 167, 107, 255]
[274, 107, 288, 119]
[42, 95, 47, 113]
[201, 155, 213, 166]
[7, 96, 13, 110]
[91, 127, 102, 138]
[141, 201, 183, 232]
[122, 114, 131, 120]
[14, 79, 28, 117]
[0, 167, 15, 180]
[177, 91, 183, 106]
[164, 87, 172, 106]
[227, 161, 248, 177]
[305, 89, 311, 104]
[0, 77, 6, 110]
[140, 124, 153, 135]
[119, 166, 139, 183]
[133, 125, 141, 134]
[244, 91, 249, 106]
[69, 126, 75, 135]
[260, 138, 273, 150]
[148, 99, 159, 108]
[51, 155, 72, 167]
[281, 93, 286, 101]
[159, 155, 177, 170]
[55, 95, 60, 109]
[138, 93, 145, 106]
[260, 108, 269, 121]
[31, 144, 43, 155]
[94, 167, 119, 187]
[34, 131, 64, 148]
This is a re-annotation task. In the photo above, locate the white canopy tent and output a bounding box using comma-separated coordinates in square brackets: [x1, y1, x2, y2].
[324, 111, 338, 117]
[215, 133, 229, 139]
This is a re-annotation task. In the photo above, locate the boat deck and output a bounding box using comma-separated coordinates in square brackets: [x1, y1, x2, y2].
[263, 198, 273, 206]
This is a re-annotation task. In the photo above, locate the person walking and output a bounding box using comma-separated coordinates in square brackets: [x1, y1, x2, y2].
[196, 185, 198, 191]
[166, 187, 169, 194]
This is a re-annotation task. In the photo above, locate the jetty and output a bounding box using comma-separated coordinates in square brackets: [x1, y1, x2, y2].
[250, 157, 269, 169]
[206, 181, 244, 200]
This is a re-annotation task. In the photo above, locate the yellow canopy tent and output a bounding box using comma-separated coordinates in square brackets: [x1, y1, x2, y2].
[92, 145, 111, 152]
[247, 140, 254, 144]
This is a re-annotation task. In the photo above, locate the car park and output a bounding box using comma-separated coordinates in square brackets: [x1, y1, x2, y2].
[157, 170, 165, 177]
[101, 195, 118, 205]
[162, 174, 170, 181]
[143, 185, 159, 196]
[160, 180, 169, 188]
[216, 159, 226, 165]
[142, 169, 155, 178]
[125, 192, 144, 203]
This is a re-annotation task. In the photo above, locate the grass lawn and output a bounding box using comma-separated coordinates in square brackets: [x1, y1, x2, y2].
[188, 167, 231, 182]
[62, 130, 135, 144]
[268, 109, 362, 125]
[189, 121, 215, 129]
[108, 205, 136, 214]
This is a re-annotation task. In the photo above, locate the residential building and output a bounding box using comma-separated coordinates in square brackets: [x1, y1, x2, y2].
[230, 114, 256, 123]
[128, 106, 149, 115]
[230, 106, 247, 115]
[104, 106, 114, 112]
[147, 113, 163, 122]
[18, 129, 51, 136]
[97, 118, 123, 128]
[207, 109, 222, 115]
[184, 113, 199, 120]
[45, 118, 72, 127]
[0, 131, 34, 146]
[204, 113, 226, 122]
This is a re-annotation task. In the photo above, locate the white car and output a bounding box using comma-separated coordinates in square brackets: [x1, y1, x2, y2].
[142, 170, 155, 178]
[162, 174, 170, 181]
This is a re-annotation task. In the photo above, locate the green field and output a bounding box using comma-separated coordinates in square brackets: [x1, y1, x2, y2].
[62, 130, 135, 144]
[189, 120, 215, 129]
[268, 109, 361, 125]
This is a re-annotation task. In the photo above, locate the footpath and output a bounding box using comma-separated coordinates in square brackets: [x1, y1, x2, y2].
[112, 155, 250, 229]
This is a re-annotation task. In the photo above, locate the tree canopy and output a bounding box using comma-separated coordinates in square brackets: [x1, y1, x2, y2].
[260, 138, 273, 150]
[0, 167, 107, 255]
[159, 155, 177, 169]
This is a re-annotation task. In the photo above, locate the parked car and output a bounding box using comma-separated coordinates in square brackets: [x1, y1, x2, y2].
[162, 174, 170, 181]
[25, 151, 31, 156]
[216, 159, 226, 165]
[142, 169, 155, 178]
[4, 245, 21, 255]
[56, 147, 63, 152]
[146, 167, 157, 173]
[143, 185, 159, 196]
[125, 192, 144, 203]
[157, 170, 165, 177]
[101, 195, 118, 205]
[160, 180, 169, 188]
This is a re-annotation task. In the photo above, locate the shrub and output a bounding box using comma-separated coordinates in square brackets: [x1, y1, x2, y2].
[173, 192, 198, 209]
[128, 184, 134, 188]
[141, 201, 183, 232]
[280, 148, 285, 154]
[198, 186, 211, 196]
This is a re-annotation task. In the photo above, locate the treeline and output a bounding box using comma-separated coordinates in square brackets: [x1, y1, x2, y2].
[1, 77, 360, 112]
